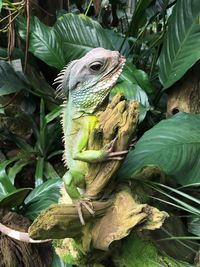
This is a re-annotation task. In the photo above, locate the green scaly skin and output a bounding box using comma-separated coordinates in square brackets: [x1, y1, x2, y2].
[0, 48, 125, 241]
[54, 48, 126, 200]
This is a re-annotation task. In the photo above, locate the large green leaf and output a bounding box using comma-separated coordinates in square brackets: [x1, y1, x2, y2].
[18, 14, 113, 69]
[45, 106, 62, 124]
[44, 162, 60, 180]
[0, 60, 29, 96]
[104, 29, 130, 55]
[111, 63, 150, 122]
[118, 63, 153, 98]
[8, 159, 30, 184]
[17, 16, 65, 69]
[0, 48, 24, 60]
[187, 216, 200, 236]
[118, 113, 200, 185]
[0, 188, 31, 209]
[23, 178, 62, 219]
[6, 133, 34, 153]
[55, 13, 113, 63]
[158, 0, 200, 89]
[0, 177, 16, 200]
[0, 156, 20, 180]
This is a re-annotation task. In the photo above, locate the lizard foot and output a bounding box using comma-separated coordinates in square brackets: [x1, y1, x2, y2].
[129, 136, 137, 149]
[75, 199, 95, 225]
[104, 137, 128, 161]
[107, 150, 128, 160]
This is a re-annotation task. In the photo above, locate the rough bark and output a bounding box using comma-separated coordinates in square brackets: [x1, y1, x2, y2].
[29, 93, 140, 241]
[29, 201, 112, 240]
[85, 93, 139, 198]
[167, 61, 200, 117]
[0, 209, 52, 267]
[28, 94, 168, 267]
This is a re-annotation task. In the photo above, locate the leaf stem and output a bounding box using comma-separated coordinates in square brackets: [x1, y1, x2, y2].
[85, 0, 93, 16]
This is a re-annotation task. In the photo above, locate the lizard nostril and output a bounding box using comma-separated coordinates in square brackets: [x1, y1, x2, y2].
[115, 55, 120, 63]
[112, 51, 120, 58]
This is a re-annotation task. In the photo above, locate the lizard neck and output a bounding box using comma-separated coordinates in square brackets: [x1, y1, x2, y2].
[70, 85, 111, 114]
[65, 94, 85, 118]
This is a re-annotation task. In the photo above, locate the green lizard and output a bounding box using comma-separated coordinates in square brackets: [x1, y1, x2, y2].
[0, 48, 126, 240]
[54, 48, 126, 204]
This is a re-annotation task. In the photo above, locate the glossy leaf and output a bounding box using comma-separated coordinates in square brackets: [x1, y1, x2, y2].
[35, 157, 45, 187]
[128, 65, 154, 96]
[111, 63, 150, 122]
[0, 177, 16, 199]
[45, 121, 62, 153]
[158, 0, 200, 89]
[0, 188, 31, 209]
[119, 63, 152, 102]
[0, 0, 2, 12]
[36, 99, 47, 156]
[18, 16, 65, 69]
[23, 178, 62, 220]
[8, 159, 29, 184]
[55, 14, 113, 63]
[104, 29, 130, 55]
[45, 106, 62, 124]
[0, 156, 20, 180]
[6, 133, 34, 153]
[0, 48, 24, 60]
[111, 81, 149, 107]
[0, 60, 29, 96]
[18, 14, 113, 69]
[118, 113, 200, 185]
[44, 162, 61, 180]
[111, 82, 149, 123]
[149, 184, 200, 216]
[188, 216, 200, 237]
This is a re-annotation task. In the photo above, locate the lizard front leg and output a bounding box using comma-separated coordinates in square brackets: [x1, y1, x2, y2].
[72, 124, 128, 163]
[64, 118, 127, 224]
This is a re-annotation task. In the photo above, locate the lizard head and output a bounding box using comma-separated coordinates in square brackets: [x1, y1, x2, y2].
[54, 47, 125, 113]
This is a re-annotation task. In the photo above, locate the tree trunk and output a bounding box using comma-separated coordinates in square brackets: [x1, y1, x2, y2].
[167, 61, 200, 116]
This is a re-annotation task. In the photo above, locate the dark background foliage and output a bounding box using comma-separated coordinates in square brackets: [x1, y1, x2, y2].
[1, 0, 200, 266]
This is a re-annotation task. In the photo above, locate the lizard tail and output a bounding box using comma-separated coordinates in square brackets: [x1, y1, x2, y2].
[0, 223, 51, 243]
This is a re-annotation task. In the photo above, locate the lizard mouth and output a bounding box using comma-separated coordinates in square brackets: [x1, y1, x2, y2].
[102, 55, 126, 85]
[119, 55, 125, 64]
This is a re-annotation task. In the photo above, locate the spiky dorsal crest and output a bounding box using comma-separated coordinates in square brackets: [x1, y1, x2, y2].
[53, 61, 77, 99]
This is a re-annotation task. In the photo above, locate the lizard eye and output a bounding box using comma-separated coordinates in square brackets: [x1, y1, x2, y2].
[89, 62, 103, 72]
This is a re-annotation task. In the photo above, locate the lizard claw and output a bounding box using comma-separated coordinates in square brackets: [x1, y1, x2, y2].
[107, 150, 129, 160]
[129, 136, 137, 150]
[104, 137, 129, 161]
[75, 200, 95, 225]
[104, 136, 118, 153]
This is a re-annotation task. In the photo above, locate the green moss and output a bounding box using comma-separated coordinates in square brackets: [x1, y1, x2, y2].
[54, 238, 84, 266]
[113, 232, 159, 267]
[113, 232, 194, 267]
